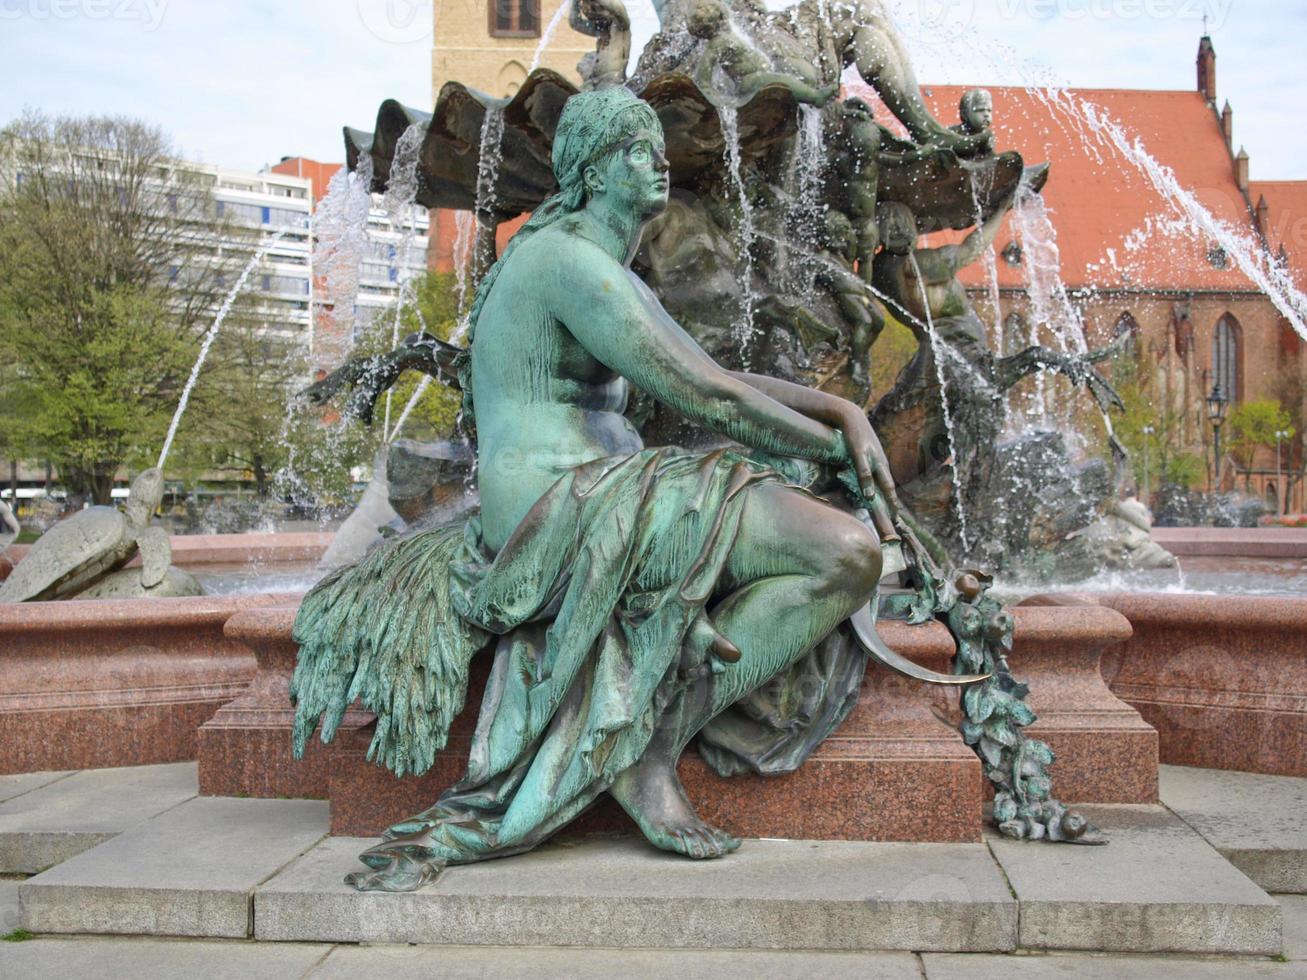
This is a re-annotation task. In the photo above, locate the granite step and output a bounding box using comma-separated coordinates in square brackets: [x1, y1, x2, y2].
[15, 795, 1286, 957]
[988, 804, 1281, 956]
[1160, 765, 1307, 894]
[20, 796, 329, 938]
[0, 762, 198, 874]
[255, 835, 1018, 952]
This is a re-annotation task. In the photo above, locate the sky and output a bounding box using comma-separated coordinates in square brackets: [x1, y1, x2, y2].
[0, 0, 1303, 179]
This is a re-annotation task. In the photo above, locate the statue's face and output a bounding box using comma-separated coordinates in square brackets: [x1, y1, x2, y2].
[963, 92, 993, 132]
[595, 130, 670, 220]
[879, 205, 916, 255]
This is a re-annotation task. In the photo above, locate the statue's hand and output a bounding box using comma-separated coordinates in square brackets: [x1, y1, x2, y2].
[832, 401, 896, 508]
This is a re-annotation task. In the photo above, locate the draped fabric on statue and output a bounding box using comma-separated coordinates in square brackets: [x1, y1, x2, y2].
[292, 447, 870, 869]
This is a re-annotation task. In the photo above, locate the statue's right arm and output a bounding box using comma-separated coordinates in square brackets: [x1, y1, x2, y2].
[548, 246, 848, 466]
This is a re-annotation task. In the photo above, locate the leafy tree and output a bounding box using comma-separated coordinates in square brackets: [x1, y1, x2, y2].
[0, 111, 235, 503]
[1107, 346, 1199, 493]
[350, 270, 463, 444]
[1227, 399, 1295, 491]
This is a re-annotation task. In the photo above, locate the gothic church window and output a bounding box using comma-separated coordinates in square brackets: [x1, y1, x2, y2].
[491, 0, 541, 38]
[1213, 314, 1241, 403]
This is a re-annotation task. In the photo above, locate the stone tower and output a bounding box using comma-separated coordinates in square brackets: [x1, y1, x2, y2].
[431, 0, 590, 100]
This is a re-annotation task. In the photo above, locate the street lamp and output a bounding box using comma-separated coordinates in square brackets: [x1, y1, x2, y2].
[1206, 384, 1228, 490]
[1141, 424, 1155, 501]
[1275, 428, 1291, 515]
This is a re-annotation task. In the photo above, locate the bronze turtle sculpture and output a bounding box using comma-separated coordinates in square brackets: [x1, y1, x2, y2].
[0, 468, 192, 602]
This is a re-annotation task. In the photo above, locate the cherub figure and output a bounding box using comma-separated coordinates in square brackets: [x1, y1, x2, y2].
[950, 88, 995, 155]
[572, 0, 631, 90]
[816, 209, 883, 394]
[954, 88, 993, 136]
[827, 97, 961, 285]
[686, 0, 837, 107]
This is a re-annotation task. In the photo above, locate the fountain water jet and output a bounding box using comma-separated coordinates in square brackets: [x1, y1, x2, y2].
[157, 228, 293, 471]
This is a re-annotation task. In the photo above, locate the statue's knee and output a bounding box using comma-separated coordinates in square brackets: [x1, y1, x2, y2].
[826, 521, 881, 597]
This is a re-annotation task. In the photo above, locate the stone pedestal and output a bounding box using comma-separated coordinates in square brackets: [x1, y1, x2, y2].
[1095, 593, 1307, 777]
[1010, 598, 1156, 804]
[0, 593, 294, 775]
[327, 621, 984, 842]
[199, 601, 1158, 842]
[196, 606, 373, 799]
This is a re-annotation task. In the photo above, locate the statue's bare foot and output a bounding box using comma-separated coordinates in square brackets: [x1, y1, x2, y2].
[346, 832, 445, 892]
[611, 754, 740, 860]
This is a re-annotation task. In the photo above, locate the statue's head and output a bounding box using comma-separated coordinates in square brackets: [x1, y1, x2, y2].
[823, 209, 854, 250]
[841, 97, 880, 154]
[553, 87, 668, 221]
[126, 467, 164, 525]
[959, 89, 993, 134]
[876, 201, 917, 255]
[687, 0, 727, 39]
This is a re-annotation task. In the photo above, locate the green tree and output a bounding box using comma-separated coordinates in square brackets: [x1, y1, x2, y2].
[1227, 399, 1295, 491]
[0, 111, 235, 503]
[351, 270, 463, 444]
[1107, 347, 1200, 493]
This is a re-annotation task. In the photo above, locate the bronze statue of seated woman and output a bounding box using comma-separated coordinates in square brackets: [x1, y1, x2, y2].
[290, 87, 1024, 894]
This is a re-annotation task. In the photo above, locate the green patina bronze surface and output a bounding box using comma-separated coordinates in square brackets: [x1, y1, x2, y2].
[295, 6, 1109, 894]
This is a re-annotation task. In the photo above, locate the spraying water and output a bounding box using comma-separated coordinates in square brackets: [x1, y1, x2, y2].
[452, 209, 476, 323]
[529, 2, 571, 74]
[1038, 88, 1307, 339]
[789, 103, 828, 301]
[719, 104, 759, 366]
[312, 155, 374, 361]
[380, 124, 427, 440]
[158, 229, 292, 470]
[907, 252, 971, 551]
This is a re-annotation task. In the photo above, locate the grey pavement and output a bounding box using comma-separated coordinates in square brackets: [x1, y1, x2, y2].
[309, 945, 922, 979]
[1161, 765, 1307, 894]
[0, 770, 72, 805]
[1, 940, 1302, 979]
[986, 804, 1282, 955]
[256, 834, 1017, 951]
[0, 878, 20, 934]
[0, 938, 332, 979]
[21, 796, 329, 938]
[0, 762, 198, 873]
[1283, 896, 1307, 962]
[922, 952, 1307, 978]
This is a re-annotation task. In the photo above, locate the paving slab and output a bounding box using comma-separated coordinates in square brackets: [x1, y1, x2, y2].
[1283, 896, 1307, 962]
[0, 878, 19, 933]
[21, 796, 329, 938]
[309, 943, 921, 979]
[988, 805, 1281, 955]
[0, 763, 198, 873]
[257, 835, 1017, 952]
[0, 770, 72, 804]
[922, 952, 1307, 978]
[0, 937, 332, 979]
[1161, 765, 1307, 893]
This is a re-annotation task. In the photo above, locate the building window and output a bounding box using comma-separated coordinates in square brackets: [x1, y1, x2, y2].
[1213, 314, 1241, 403]
[1207, 243, 1229, 269]
[490, 0, 540, 38]
[1001, 241, 1022, 266]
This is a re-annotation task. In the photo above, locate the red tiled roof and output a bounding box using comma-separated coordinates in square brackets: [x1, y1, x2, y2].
[1250, 179, 1307, 293]
[846, 80, 1263, 293]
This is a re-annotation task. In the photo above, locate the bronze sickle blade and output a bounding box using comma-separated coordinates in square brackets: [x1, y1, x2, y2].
[850, 604, 990, 686]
